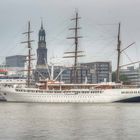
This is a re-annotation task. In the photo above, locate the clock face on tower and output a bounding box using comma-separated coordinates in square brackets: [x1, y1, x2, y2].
[40, 42, 46, 48]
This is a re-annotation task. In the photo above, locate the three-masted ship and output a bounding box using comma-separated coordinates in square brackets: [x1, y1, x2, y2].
[1, 13, 140, 103]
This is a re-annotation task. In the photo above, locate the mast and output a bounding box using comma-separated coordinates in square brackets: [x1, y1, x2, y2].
[116, 23, 121, 83]
[22, 21, 34, 87]
[64, 11, 84, 83]
[74, 12, 78, 81]
[115, 23, 136, 82]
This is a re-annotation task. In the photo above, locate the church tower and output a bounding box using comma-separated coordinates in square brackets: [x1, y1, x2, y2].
[36, 21, 47, 68]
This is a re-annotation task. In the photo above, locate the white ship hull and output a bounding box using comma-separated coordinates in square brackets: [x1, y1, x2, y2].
[1, 85, 140, 103]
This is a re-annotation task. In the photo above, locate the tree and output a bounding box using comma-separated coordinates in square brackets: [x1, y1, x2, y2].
[112, 72, 116, 82]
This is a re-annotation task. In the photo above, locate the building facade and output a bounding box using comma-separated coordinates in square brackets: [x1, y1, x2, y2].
[120, 66, 140, 85]
[80, 61, 112, 83]
[6, 55, 26, 67]
[51, 61, 112, 84]
[5, 55, 26, 76]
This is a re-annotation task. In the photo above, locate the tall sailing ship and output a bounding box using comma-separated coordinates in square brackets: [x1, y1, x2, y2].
[1, 13, 140, 103]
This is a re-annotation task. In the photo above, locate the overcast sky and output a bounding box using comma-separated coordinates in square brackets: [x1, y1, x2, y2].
[0, 0, 140, 70]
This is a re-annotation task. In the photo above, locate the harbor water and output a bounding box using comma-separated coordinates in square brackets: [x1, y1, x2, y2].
[0, 102, 140, 140]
